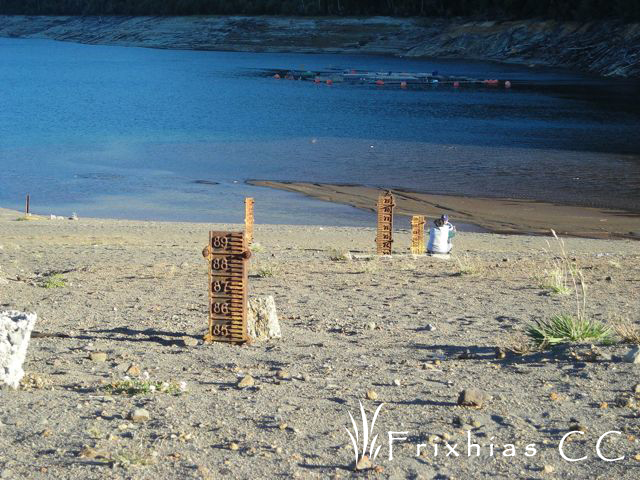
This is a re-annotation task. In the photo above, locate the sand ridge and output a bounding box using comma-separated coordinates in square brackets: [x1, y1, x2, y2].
[250, 180, 640, 240]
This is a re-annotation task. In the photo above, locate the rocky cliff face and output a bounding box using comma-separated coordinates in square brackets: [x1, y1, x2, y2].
[0, 15, 637, 77]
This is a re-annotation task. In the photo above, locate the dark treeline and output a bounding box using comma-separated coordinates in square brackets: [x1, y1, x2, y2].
[0, 0, 638, 21]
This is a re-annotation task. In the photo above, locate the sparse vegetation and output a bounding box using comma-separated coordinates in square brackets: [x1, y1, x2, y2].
[453, 253, 481, 276]
[527, 314, 612, 347]
[86, 425, 105, 440]
[109, 446, 156, 470]
[250, 242, 265, 253]
[19, 372, 50, 390]
[539, 233, 581, 295]
[527, 230, 613, 347]
[252, 262, 278, 277]
[608, 259, 622, 269]
[614, 320, 640, 345]
[103, 377, 185, 396]
[540, 267, 571, 295]
[328, 248, 351, 261]
[42, 273, 66, 288]
[505, 338, 539, 356]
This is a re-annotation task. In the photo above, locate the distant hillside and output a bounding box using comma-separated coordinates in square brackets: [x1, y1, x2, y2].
[0, 15, 638, 77]
[0, 0, 638, 21]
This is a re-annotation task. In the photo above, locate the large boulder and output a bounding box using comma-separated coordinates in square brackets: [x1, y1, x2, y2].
[247, 296, 281, 341]
[1, 311, 37, 389]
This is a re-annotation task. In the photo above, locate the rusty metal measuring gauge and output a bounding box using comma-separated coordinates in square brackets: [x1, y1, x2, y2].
[202, 231, 250, 343]
[245, 197, 254, 245]
[411, 215, 426, 254]
[376, 191, 395, 255]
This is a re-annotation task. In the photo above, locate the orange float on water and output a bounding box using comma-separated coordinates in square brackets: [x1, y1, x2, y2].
[505, 80, 512, 89]
[453, 81, 460, 88]
[326, 79, 333, 86]
[273, 73, 281, 79]
[375, 80, 384, 86]
[400, 81, 407, 88]
[314, 77, 320, 83]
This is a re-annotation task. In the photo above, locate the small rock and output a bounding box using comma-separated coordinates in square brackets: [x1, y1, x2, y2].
[89, 352, 107, 363]
[569, 422, 587, 433]
[126, 364, 141, 377]
[599, 352, 612, 362]
[623, 347, 640, 364]
[550, 392, 561, 402]
[130, 408, 150, 423]
[457, 388, 491, 408]
[366, 322, 376, 330]
[247, 296, 281, 341]
[237, 375, 255, 389]
[543, 465, 555, 474]
[355, 455, 372, 471]
[459, 349, 476, 359]
[616, 395, 635, 408]
[1, 311, 38, 388]
[183, 337, 198, 347]
[229, 442, 240, 451]
[366, 390, 378, 401]
[634, 384, 640, 395]
[275, 370, 291, 380]
[79, 446, 105, 459]
[425, 324, 435, 331]
[393, 379, 401, 386]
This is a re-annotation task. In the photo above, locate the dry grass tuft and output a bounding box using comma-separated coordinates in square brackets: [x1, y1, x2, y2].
[328, 248, 352, 261]
[614, 320, 640, 345]
[453, 253, 483, 276]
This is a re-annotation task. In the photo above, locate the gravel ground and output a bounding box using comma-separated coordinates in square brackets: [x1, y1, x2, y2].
[1, 207, 640, 479]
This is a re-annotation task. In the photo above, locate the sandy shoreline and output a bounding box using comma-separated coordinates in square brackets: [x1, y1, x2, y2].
[249, 180, 640, 240]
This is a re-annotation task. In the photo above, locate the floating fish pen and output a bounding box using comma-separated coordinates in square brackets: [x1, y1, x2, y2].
[267, 68, 511, 89]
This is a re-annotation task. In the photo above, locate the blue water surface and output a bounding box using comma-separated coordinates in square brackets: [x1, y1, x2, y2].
[1, 37, 639, 225]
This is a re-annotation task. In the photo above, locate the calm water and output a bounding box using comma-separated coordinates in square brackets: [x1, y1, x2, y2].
[1, 38, 639, 226]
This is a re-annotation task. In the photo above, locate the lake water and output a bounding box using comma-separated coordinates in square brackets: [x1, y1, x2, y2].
[1, 37, 639, 226]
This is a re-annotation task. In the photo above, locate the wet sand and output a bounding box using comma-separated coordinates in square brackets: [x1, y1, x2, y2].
[249, 181, 640, 240]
